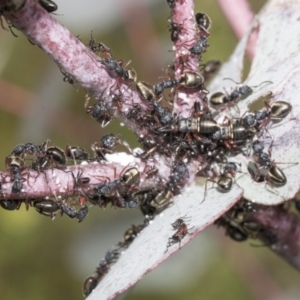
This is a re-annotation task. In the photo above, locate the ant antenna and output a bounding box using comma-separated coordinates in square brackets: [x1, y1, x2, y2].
[223, 78, 273, 88]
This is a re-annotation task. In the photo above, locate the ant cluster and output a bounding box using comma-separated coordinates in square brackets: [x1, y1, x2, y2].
[215, 199, 279, 245]
[1, 141, 91, 221]
[83, 222, 146, 297]
[0, 0, 296, 297]
[1, 138, 149, 221]
[79, 3, 292, 294]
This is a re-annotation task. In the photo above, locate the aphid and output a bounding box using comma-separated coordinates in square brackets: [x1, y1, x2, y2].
[104, 249, 119, 265]
[189, 36, 209, 55]
[77, 205, 89, 222]
[94, 176, 127, 209]
[195, 12, 211, 32]
[170, 162, 189, 184]
[101, 134, 118, 150]
[65, 145, 89, 161]
[152, 102, 174, 126]
[33, 199, 60, 218]
[136, 81, 156, 101]
[102, 58, 129, 80]
[242, 113, 257, 128]
[126, 198, 140, 209]
[179, 72, 204, 88]
[165, 221, 193, 252]
[92, 134, 131, 161]
[85, 98, 112, 127]
[169, 162, 189, 193]
[38, 0, 58, 13]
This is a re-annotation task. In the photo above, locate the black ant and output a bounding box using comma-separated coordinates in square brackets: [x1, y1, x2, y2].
[38, 0, 58, 13]
[195, 12, 211, 33]
[210, 80, 272, 109]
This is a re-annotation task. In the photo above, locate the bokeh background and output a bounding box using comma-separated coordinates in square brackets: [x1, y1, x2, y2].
[1, 0, 300, 299]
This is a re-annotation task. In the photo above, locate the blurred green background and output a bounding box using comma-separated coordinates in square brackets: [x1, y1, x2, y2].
[1, 0, 300, 300]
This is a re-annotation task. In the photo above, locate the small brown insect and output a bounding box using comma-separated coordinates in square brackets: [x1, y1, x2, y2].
[165, 219, 193, 252]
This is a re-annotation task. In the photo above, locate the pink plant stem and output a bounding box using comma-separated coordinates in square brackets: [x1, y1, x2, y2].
[217, 0, 257, 59]
[251, 206, 300, 271]
[169, 0, 208, 116]
[0, 158, 169, 200]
